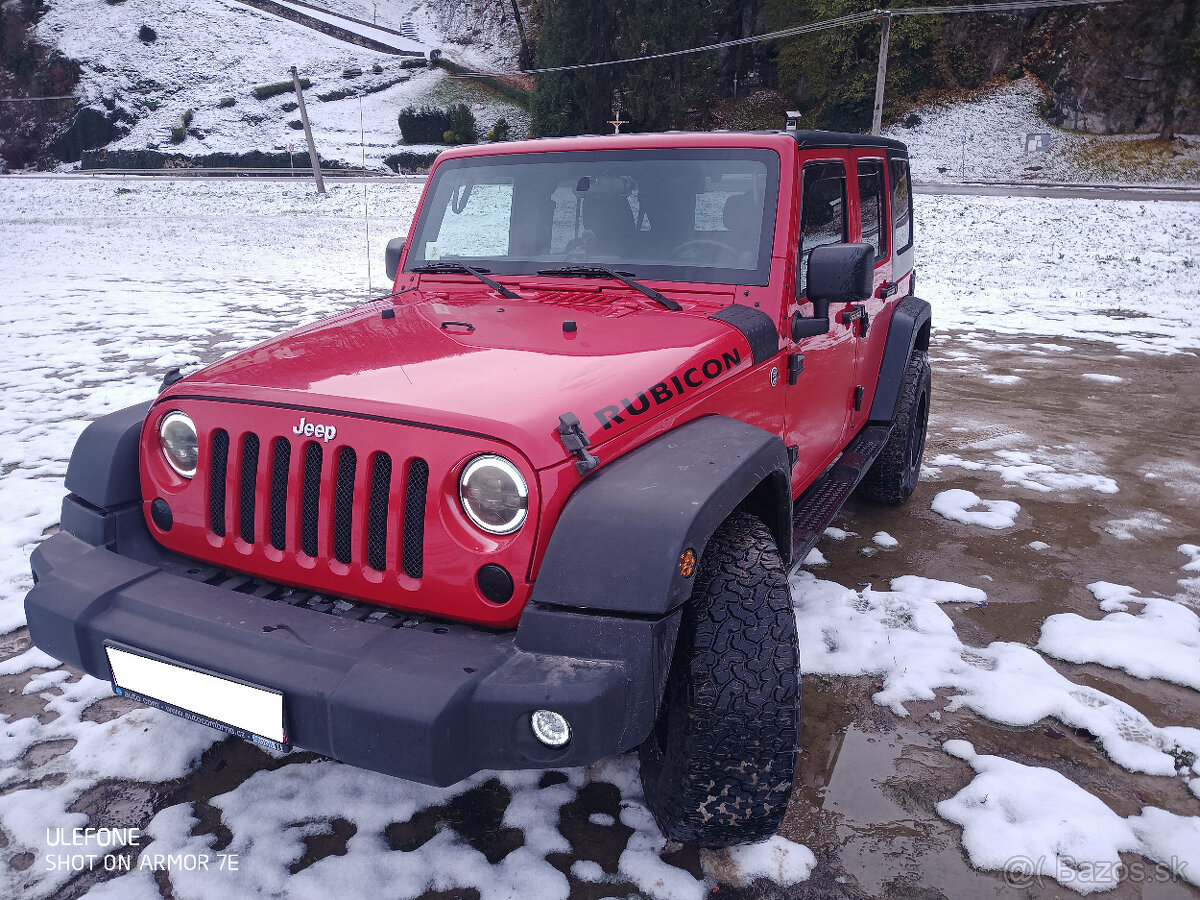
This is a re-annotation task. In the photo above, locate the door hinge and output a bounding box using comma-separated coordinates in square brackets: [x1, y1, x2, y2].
[557, 413, 599, 475]
[787, 353, 805, 385]
[840, 304, 870, 337]
[853, 386, 865, 411]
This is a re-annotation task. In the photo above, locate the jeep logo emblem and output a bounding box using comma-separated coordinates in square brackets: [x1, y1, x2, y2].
[293, 416, 337, 442]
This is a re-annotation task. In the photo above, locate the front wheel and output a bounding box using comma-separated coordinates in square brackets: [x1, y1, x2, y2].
[858, 349, 931, 505]
[637, 512, 800, 846]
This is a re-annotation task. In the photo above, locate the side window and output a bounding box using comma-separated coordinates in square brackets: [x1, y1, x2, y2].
[856, 159, 887, 262]
[890, 157, 913, 254]
[799, 161, 847, 295]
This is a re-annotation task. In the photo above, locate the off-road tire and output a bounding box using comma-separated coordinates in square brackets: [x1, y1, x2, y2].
[858, 350, 931, 505]
[637, 512, 799, 847]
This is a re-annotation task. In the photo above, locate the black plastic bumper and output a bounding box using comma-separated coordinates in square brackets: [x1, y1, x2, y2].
[26, 498, 677, 787]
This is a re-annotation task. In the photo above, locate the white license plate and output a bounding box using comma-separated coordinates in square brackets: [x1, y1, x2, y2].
[105, 644, 286, 747]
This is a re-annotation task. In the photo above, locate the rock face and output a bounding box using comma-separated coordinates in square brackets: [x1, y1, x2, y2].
[1027, 1, 1198, 136]
[52, 105, 133, 163]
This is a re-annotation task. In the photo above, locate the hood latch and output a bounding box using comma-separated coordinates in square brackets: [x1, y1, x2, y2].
[557, 413, 600, 475]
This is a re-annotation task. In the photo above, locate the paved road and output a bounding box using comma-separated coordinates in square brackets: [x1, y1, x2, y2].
[5, 173, 1200, 200]
[916, 181, 1200, 202]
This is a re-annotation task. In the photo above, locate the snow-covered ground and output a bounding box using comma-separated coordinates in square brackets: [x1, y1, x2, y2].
[1, 178, 1198, 897]
[34, 0, 526, 170]
[888, 78, 1200, 186]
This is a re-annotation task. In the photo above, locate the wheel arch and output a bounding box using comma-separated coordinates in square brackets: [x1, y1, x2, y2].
[527, 415, 793, 618]
[869, 295, 932, 424]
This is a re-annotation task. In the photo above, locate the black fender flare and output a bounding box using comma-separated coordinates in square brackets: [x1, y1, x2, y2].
[65, 401, 151, 509]
[527, 415, 792, 618]
[869, 295, 931, 424]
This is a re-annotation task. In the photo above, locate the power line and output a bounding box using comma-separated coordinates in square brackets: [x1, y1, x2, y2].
[459, 0, 1121, 76]
[0, 96, 76, 102]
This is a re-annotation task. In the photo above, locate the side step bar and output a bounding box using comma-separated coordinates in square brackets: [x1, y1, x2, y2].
[789, 424, 893, 574]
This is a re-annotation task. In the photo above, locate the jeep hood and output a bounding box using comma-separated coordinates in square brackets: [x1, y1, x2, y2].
[167, 290, 760, 468]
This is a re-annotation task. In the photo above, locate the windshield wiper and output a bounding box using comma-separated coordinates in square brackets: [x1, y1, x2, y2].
[411, 263, 521, 300]
[536, 266, 682, 311]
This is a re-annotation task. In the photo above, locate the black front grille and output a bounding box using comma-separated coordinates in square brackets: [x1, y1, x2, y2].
[366, 453, 392, 572]
[269, 438, 290, 551]
[332, 448, 357, 565]
[239, 434, 260, 544]
[206, 427, 428, 578]
[209, 430, 229, 537]
[403, 459, 428, 578]
[301, 442, 323, 558]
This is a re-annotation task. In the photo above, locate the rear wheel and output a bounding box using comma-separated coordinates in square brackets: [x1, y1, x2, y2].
[858, 350, 931, 505]
[637, 512, 799, 846]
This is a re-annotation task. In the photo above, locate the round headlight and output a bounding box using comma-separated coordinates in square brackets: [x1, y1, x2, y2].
[159, 411, 198, 478]
[459, 455, 528, 535]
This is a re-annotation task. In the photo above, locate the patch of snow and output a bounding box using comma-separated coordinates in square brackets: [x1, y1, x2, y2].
[981, 373, 1021, 385]
[719, 836, 816, 887]
[1103, 511, 1171, 541]
[931, 450, 1118, 495]
[938, 741, 1199, 895]
[931, 489, 1020, 529]
[1081, 373, 1124, 384]
[1038, 590, 1200, 691]
[1028, 540, 1051, 551]
[1086, 581, 1143, 613]
[823, 527, 856, 540]
[890, 575, 987, 606]
[1180, 544, 1200, 573]
[803, 547, 828, 566]
[872, 531, 898, 548]
[791, 572, 1200, 775]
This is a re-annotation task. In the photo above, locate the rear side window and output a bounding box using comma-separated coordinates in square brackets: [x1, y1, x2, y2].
[799, 161, 847, 295]
[857, 159, 887, 262]
[890, 158, 913, 254]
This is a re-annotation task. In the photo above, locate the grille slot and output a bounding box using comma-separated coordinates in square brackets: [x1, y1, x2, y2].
[366, 453, 392, 572]
[269, 438, 290, 551]
[332, 448, 357, 565]
[209, 430, 229, 537]
[403, 458, 429, 578]
[239, 434, 260, 544]
[301, 443, 323, 558]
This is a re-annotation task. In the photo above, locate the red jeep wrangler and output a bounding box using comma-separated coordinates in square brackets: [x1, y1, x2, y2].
[26, 131, 930, 846]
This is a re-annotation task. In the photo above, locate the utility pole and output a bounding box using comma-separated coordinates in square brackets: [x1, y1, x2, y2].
[290, 66, 325, 195]
[870, 12, 892, 136]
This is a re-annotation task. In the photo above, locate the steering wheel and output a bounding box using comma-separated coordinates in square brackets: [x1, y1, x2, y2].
[669, 238, 739, 261]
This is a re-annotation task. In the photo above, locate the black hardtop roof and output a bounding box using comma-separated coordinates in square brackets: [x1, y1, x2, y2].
[781, 130, 908, 154]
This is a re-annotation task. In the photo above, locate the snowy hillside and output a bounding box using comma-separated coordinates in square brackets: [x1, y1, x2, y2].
[35, 0, 527, 170]
[888, 78, 1200, 187]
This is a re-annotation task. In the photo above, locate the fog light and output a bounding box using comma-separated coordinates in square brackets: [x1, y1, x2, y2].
[530, 709, 570, 747]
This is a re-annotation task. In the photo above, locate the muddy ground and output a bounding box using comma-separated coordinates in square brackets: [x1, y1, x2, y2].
[2, 329, 1198, 900]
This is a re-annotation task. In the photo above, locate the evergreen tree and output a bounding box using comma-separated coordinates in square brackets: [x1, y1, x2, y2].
[530, 0, 621, 135]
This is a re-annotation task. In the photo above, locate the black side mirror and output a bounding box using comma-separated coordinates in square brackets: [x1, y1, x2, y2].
[384, 238, 407, 282]
[807, 242, 874, 305]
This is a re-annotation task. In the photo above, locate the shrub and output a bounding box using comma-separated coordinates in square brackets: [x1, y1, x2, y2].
[397, 105, 451, 143]
[343, 67, 362, 79]
[181, 108, 194, 126]
[280, 101, 299, 112]
[287, 119, 304, 130]
[384, 150, 438, 173]
[316, 89, 354, 102]
[169, 125, 185, 143]
[372, 63, 383, 74]
[254, 79, 308, 101]
[138, 25, 157, 43]
[486, 117, 510, 142]
[218, 96, 236, 108]
[400, 58, 427, 69]
[446, 103, 476, 144]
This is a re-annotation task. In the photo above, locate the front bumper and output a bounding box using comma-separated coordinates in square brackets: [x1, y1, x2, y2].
[26, 497, 677, 786]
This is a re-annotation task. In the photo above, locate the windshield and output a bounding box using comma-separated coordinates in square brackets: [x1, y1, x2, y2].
[405, 148, 781, 286]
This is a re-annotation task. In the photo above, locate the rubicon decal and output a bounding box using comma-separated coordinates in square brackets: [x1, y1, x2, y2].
[594, 348, 742, 430]
[292, 416, 337, 442]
